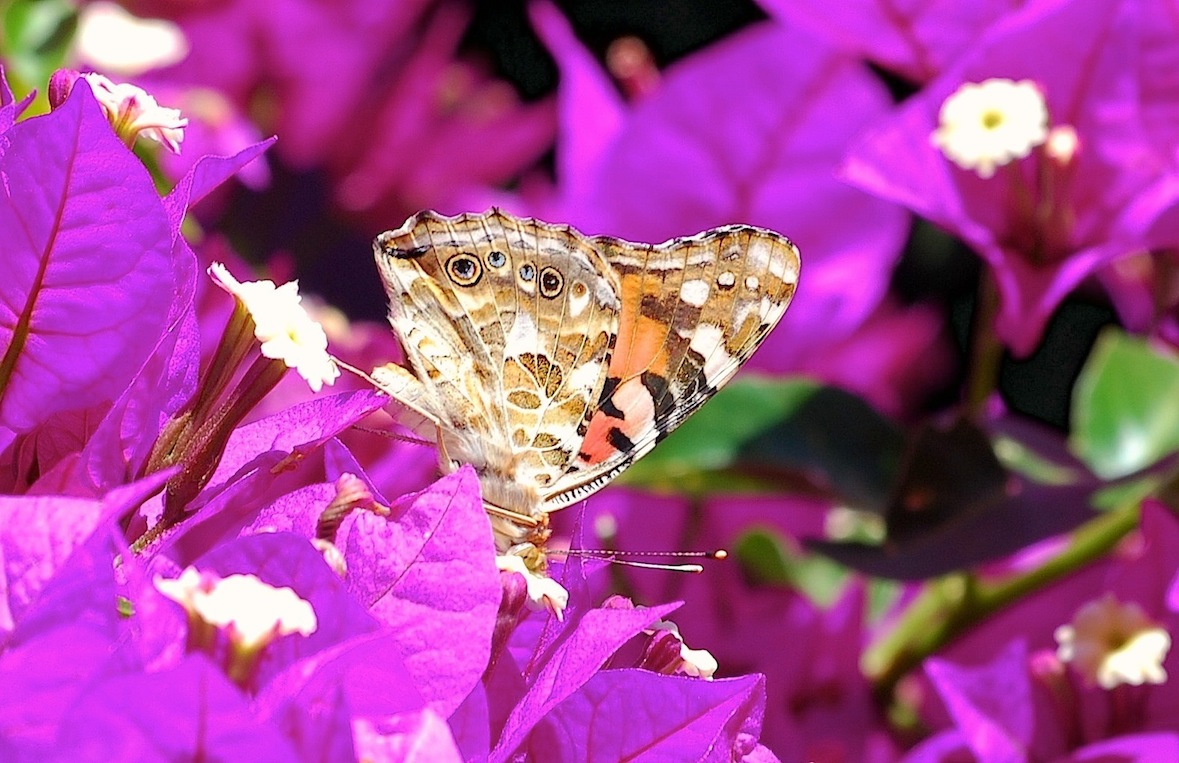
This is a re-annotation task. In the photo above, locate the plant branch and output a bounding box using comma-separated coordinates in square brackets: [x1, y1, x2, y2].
[865, 495, 1141, 702]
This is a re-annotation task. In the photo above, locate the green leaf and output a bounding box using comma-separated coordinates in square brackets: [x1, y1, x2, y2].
[732, 528, 793, 585]
[619, 377, 905, 511]
[732, 526, 902, 617]
[618, 376, 819, 489]
[1, 0, 77, 100]
[1071, 328, 1179, 479]
[737, 385, 905, 511]
[992, 434, 1081, 485]
[732, 527, 848, 606]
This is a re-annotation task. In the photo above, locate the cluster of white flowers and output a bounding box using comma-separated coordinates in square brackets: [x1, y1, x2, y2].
[156, 567, 318, 650]
[1055, 593, 1171, 689]
[931, 78, 1050, 178]
[209, 263, 341, 392]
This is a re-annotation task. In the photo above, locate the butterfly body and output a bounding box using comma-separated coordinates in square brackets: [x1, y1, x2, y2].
[374, 209, 799, 568]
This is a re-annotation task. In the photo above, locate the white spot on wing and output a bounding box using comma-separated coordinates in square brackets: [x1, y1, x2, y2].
[505, 311, 539, 354]
[747, 240, 789, 280]
[679, 279, 710, 308]
[687, 324, 733, 386]
[565, 360, 602, 394]
[782, 245, 801, 282]
[569, 286, 590, 317]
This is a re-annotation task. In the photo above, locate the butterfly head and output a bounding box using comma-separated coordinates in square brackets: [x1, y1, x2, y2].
[372, 224, 449, 305]
[476, 482, 554, 571]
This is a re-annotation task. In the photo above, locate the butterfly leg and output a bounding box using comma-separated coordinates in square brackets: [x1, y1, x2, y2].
[434, 421, 460, 473]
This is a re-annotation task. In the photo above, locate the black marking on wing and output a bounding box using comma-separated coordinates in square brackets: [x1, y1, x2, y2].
[641, 372, 675, 431]
[390, 245, 430, 259]
[598, 376, 626, 420]
[607, 427, 635, 452]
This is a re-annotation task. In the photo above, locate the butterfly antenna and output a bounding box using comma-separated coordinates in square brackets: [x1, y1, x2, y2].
[330, 356, 437, 447]
[332, 356, 384, 387]
[348, 423, 434, 447]
[553, 548, 727, 574]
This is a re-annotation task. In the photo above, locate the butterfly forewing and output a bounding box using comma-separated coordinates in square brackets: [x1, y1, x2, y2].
[543, 224, 799, 509]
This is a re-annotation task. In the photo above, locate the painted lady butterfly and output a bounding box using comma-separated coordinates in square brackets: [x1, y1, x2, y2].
[373, 209, 799, 574]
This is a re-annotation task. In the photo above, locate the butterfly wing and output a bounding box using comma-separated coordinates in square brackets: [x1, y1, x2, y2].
[374, 210, 622, 516]
[374, 213, 507, 443]
[543, 224, 800, 509]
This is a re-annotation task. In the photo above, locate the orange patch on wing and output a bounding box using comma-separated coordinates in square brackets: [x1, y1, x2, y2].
[579, 413, 620, 465]
[610, 274, 672, 378]
[576, 379, 656, 466]
[611, 378, 656, 439]
[611, 312, 672, 378]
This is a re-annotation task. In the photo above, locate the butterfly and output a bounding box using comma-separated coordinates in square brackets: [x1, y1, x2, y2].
[372, 209, 799, 573]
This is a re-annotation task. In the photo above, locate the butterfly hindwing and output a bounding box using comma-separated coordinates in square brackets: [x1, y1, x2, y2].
[375, 210, 621, 514]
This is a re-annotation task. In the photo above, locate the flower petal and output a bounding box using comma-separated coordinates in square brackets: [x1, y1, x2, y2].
[535, 670, 767, 762]
[344, 467, 499, 717]
[491, 600, 681, 761]
[163, 138, 275, 234]
[0, 472, 171, 638]
[55, 655, 300, 761]
[924, 640, 1034, 761]
[0, 79, 172, 437]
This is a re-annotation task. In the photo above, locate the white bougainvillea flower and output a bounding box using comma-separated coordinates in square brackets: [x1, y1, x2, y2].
[153, 566, 208, 610]
[931, 78, 1049, 178]
[497, 554, 569, 621]
[192, 573, 318, 649]
[156, 567, 317, 651]
[1055, 593, 1171, 689]
[80, 72, 188, 152]
[208, 263, 341, 392]
[647, 620, 719, 680]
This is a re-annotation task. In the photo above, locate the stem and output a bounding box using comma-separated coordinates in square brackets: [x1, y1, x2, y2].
[865, 496, 1141, 701]
[161, 356, 287, 525]
[139, 303, 256, 479]
[190, 302, 257, 426]
[132, 356, 287, 550]
[964, 268, 1004, 417]
[130, 517, 169, 554]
